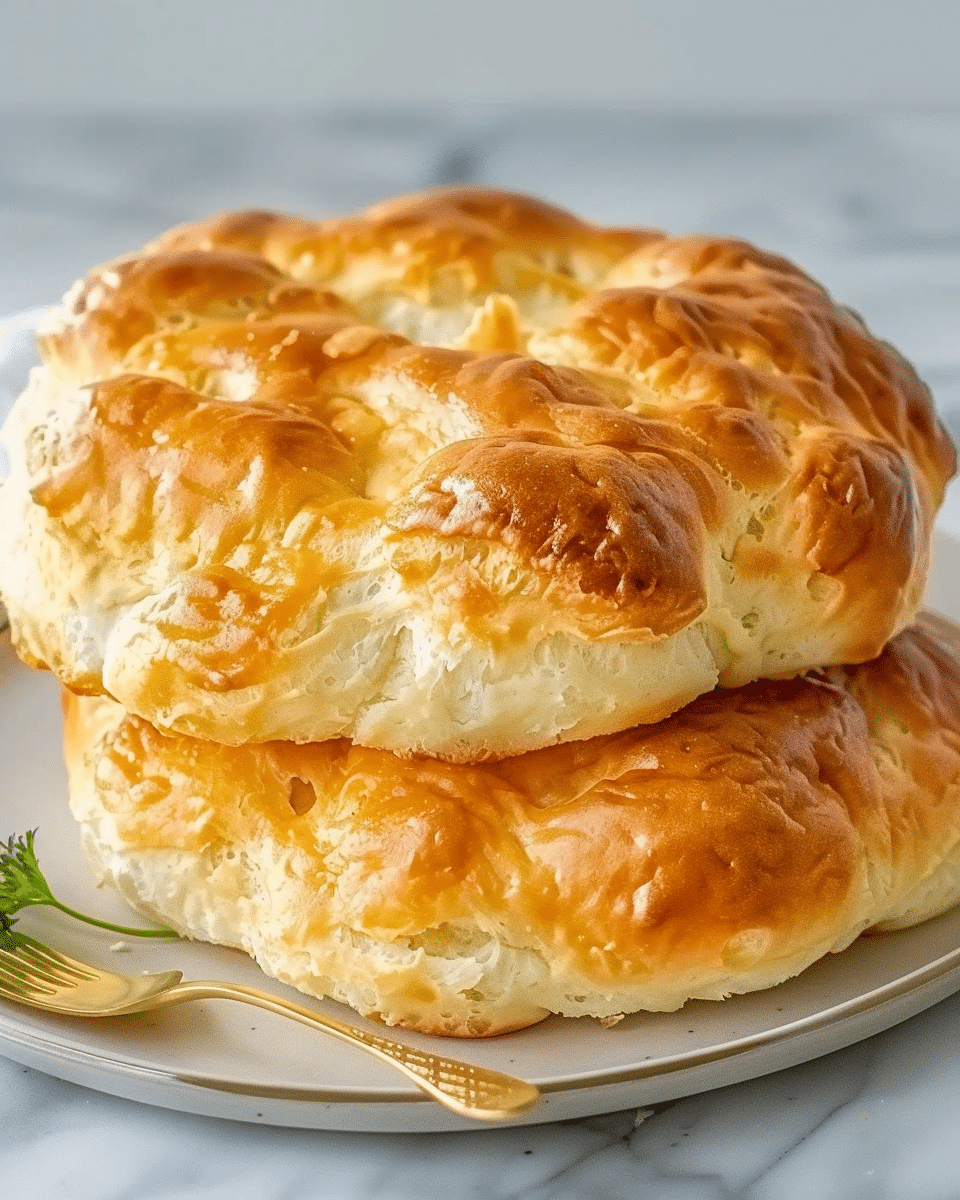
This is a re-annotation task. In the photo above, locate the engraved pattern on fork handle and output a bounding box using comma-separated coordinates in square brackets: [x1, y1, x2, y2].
[139, 980, 540, 1119]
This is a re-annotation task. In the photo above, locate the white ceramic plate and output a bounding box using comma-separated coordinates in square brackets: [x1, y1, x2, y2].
[2, 302, 960, 1132]
[1, 553, 960, 1132]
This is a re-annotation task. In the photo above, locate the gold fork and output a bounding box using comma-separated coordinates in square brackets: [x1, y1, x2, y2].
[0, 934, 540, 1121]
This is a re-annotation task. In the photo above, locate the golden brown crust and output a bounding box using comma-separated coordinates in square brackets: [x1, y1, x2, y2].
[41, 250, 353, 382]
[62, 615, 960, 1036]
[392, 432, 711, 634]
[150, 190, 659, 299]
[2, 187, 955, 757]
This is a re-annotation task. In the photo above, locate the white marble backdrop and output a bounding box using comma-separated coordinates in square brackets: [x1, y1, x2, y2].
[2, 110, 960, 1198]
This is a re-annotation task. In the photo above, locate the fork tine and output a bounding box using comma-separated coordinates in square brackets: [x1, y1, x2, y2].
[10, 935, 100, 975]
[14, 940, 99, 981]
[0, 958, 58, 996]
[0, 948, 72, 989]
[0, 945, 76, 982]
[0, 938, 100, 992]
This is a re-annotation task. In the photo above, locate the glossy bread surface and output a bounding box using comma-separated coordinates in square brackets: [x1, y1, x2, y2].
[64, 615, 960, 1036]
[2, 189, 955, 757]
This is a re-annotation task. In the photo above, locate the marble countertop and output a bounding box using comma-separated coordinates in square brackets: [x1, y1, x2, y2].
[2, 109, 960, 1198]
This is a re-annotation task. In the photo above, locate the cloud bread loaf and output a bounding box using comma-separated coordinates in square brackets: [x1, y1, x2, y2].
[63, 614, 960, 1037]
[2, 188, 956, 759]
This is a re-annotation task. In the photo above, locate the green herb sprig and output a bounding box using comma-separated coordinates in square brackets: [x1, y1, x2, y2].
[0, 830, 177, 948]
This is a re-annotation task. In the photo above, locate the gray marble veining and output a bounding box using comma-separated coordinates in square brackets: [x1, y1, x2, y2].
[1, 109, 960, 1198]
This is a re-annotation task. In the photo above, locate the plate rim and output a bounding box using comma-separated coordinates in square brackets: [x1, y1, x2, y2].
[3, 928, 960, 1108]
[2, 593, 960, 1127]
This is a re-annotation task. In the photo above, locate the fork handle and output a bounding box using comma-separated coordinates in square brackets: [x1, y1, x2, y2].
[142, 980, 539, 1120]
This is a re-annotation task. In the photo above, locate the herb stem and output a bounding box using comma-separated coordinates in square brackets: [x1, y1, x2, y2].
[44, 898, 177, 939]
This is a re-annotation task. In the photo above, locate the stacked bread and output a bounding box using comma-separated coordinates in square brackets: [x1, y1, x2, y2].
[1, 189, 959, 1036]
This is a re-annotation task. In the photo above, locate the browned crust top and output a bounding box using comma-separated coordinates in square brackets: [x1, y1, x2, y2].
[10, 187, 957, 740]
